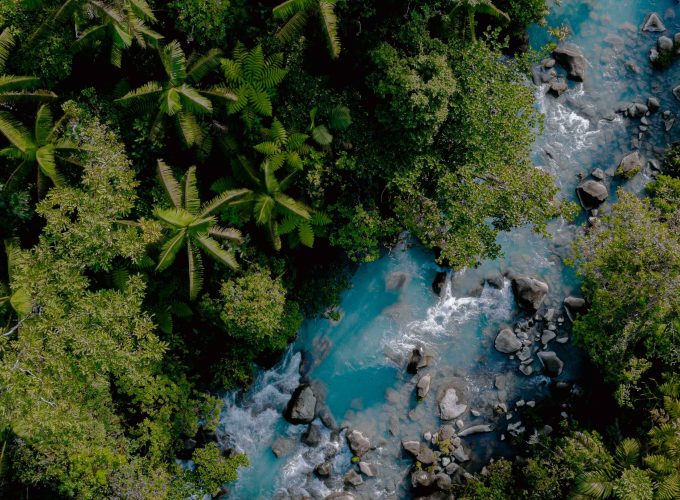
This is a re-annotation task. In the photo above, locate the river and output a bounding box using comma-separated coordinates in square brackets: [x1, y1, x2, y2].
[216, 1, 680, 498]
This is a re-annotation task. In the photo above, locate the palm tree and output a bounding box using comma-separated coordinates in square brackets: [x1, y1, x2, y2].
[154, 160, 250, 300]
[0, 105, 86, 194]
[0, 28, 56, 106]
[116, 41, 235, 146]
[272, 0, 341, 59]
[233, 155, 312, 250]
[447, 0, 510, 41]
[74, 0, 163, 67]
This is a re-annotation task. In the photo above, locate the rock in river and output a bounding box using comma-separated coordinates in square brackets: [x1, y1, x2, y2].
[346, 429, 371, 457]
[284, 384, 317, 424]
[512, 276, 549, 311]
[617, 151, 642, 179]
[417, 373, 432, 399]
[495, 328, 523, 353]
[538, 351, 564, 377]
[344, 469, 363, 486]
[564, 296, 587, 321]
[457, 424, 493, 437]
[554, 44, 587, 81]
[315, 461, 332, 477]
[576, 180, 608, 209]
[302, 423, 322, 447]
[402, 440, 421, 456]
[642, 12, 666, 32]
[439, 388, 467, 420]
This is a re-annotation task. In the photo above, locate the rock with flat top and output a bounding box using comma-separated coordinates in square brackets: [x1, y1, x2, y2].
[538, 351, 564, 377]
[512, 276, 549, 311]
[554, 45, 587, 81]
[439, 388, 467, 420]
[402, 440, 420, 456]
[495, 328, 522, 353]
[346, 429, 370, 457]
[284, 384, 317, 424]
[577, 180, 608, 209]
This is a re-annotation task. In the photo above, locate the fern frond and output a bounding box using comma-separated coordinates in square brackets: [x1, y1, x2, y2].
[209, 226, 243, 243]
[195, 234, 238, 270]
[187, 241, 204, 300]
[254, 141, 280, 156]
[182, 166, 200, 214]
[298, 219, 314, 247]
[187, 48, 222, 83]
[157, 159, 182, 208]
[244, 44, 265, 81]
[155, 230, 186, 271]
[275, 10, 310, 45]
[200, 188, 253, 217]
[319, 0, 341, 59]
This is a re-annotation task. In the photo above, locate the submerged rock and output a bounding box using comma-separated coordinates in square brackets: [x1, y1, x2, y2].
[302, 423, 322, 447]
[554, 44, 588, 81]
[439, 388, 467, 420]
[346, 429, 371, 457]
[315, 461, 333, 477]
[642, 12, 666, 32]
[271, 437, 296, 458]
[577, 180, 608, 209]
[538, 351, 564, 377]
[512, 276, 549, 311]
[344, 469, 363, 486]
[495, 328, 522, 353]
[386, 271, 408, 290]
[284, 384, 317, 424]
[358, 461, 375, 477]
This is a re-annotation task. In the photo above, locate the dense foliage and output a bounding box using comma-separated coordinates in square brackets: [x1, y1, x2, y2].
[0, 0, 616, 497]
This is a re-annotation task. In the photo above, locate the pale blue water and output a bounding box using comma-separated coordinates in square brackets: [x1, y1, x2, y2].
[217, 1, 680, 498]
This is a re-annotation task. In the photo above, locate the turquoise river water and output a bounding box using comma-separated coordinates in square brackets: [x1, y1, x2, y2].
[216, 1, 680, 498]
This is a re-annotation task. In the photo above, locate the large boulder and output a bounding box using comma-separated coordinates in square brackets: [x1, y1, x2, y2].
[617, 151, 642, 179]
[432, 271, 447, 296]
[576, 180, 608, 209]
[346, 429, 371, 457]
[284, 384, 317, 424]
[439, 388, 467, 420]
[402, 440, 421, 456]
[554, 45, 587, 81]
[302, 423, 323, 447]
[512, 276, 549, 311]
[564, 296, 587, 321]
[315, 461, 333, 477]
[642, 13, 666, 32]
[416, 446, 436, 465]
[417, 373, 432, 399]
[435, 473, 452, 491]
[538, 351, 564, 377]
[494, 328, 522, 353]
[344, 469, 363, 486]
[407, 348, 426, 374]
[411, 470, 434, 489]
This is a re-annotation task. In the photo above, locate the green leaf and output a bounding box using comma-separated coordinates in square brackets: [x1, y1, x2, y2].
[157, 159, 182, 208]
[0, 111, 32, 153]
[312, 124, 333, 146]
[183, 166, 200, 214]
[274, 193, 311, 219]
[298, 219, 314, 247]
[209, 226, 243, 243]
[187, 241, 204, 300]
[329, 105, 352, 130]
[10, 288, 31, 316]
[254, 194, 275, 225]
[36, 145, 62, 185]
[200, 188, 253, 217]
[155, 230, 186, 271]
[195, 234, 239, 270]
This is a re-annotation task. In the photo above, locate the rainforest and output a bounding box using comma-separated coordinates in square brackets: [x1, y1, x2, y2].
[0, 0, 678, 499]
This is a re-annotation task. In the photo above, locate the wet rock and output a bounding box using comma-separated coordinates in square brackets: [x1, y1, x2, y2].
[284, 384, 317, 424]
[445, 462, 459, 475]
[548, 79, 568, 97]
[438, 425, 455, 441]
[325, 492, 355, 500]
[432, 271, 447, 296]
[318, 406, 338, 430]
[272, 437, 296, 458]
[416, 447, 436, 465]
[518, 346, 532, 361]
[407, 348, 426, 374]
[302, 423, 323, 447]
[403, 440, 421, 456]
[564, 296, 587, 321]
[471, 409, 481, 417]
[417, 374, 432, 399]
[495, 328, 522, 353]
[541, 330, 556, 345]
[346, 429, 370, 457]
[628, 102, 648, 118]
[435, 473, 452, 491]
[411, 470, 434, 489]
[642, 12, 666, 32]
[494, 374, 507, 390]
[617, 151, 642, 179]
[538, 351, 564, 377]
[458, 424, 493, 437]
[315, 461, 333, 477]
[455, 419, 464, 430]
[453, 446, 469, 462]
[576, 180, 608, 209]
[359, 462, 375, 477]
[542, 58, 556, 68]
[485, 272, 505, 289]
[658, 35, 674, 52]
[554, 44, 587, 81]
[649, 159, 662, 172]
[648, 97, 660, 112]
[439, 388, 467, 420]
[512, 276, 549, 311]
[344, 469, 363, 487]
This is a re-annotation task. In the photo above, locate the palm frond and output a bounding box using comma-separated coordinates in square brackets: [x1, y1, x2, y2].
[182, 166, 200, 214]
[254, 194, 275, 225]
[274, 192, 311, 219]
[115, 81, 163, 104]
[187, 48, 222, 83]
[157, 159, 182, 208]
[155, 230, 186, 271]
[127, 0, 157, 22]
[574, 470, 614, 499]
[656, 473, 680, 500]
[0, 28, 14, 72]
[0, 111, 32, 153]
[187, 241, 204, 300]
[476, 1, 510, 23]
[275, 10, 310, 45]
[0, 75, 42, 92]
[34, 105, 54, 146]
[319, 0, 341, 59]
[154, 207, 196, 228]
[195, 233, 239, 270]
[200, 85, 238, 104]
[161, 40, 187, 86]
[176, 111, 202, 146]
[178, 85, 213, 114]
[36, 145, 63, 186]
[209, 226, 243, 243]
[200, 188, 253, 216]
[615, 438, 641, 468]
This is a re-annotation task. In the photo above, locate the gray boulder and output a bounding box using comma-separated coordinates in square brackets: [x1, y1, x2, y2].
[346, 429, 370, 457]
[617, 151, 642, 179]
[358, 462, 375, 477]
[416, 446, 436, 465]
[564, 296, 587, 321]
[411, 470, 434, 489]
[658, 35, 674, 52]
[554, 45, 587, 81]
[577, 180, 608, 209]
[458, 424, 493, 437]
[435, 473, 452, 491]
[402, 440, 421, 456]
[284, 384, 317, 424]
[315, 461, 333, 477]
[591, 167, 606, 180]
[548, 79, 568, 97]
[512, 276, 549, 311]
[648, 96, 660, 112]
[495, 328, 522, 353]
[344, 469, 363, 487]
[642, 13, 666, 32]
[538, 351, 564, 377]
[417, 373, 432, 399]
[439, 388, 467, 420]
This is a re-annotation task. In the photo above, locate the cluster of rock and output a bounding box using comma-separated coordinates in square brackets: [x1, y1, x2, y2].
[533, 44, 587, 98]
[492, 274, 587, 378]
[642, 12, 680, 68]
